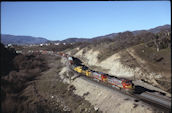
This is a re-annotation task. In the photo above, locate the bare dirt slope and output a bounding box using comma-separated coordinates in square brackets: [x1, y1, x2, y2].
[59, 56, 165, 113]
[65, 29, 171, 94]
[32, 55, 102, 113]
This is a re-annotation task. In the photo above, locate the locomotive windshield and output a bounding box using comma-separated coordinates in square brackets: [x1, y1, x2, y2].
[82, 66, 88, 70]
[122, 79, 132, 84]
[125, 80, 131, 83]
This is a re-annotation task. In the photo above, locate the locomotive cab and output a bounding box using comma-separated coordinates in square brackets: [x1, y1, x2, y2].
[121, 79, 135, 94]
[101, 74, 108, 82]
[81, 66, 91, 76]
[121, 79, 134, 89]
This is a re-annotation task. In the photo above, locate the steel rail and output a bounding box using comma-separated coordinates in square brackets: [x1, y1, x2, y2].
[55, 54, 171, 112]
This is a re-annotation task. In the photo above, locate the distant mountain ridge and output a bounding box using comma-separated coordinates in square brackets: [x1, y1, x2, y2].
[148, 24, 171, 33]
[1, 34, 49, 45]
[1, 24, 170, 45]
[92, 24, 171, 40]
[57, 24, 171, 43]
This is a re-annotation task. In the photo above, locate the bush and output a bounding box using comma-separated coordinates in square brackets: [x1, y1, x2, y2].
[0, 43, 18, 76]
[1, 51, 49, 113]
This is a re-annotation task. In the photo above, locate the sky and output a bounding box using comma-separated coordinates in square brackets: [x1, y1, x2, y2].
[1, 1, 171, 41]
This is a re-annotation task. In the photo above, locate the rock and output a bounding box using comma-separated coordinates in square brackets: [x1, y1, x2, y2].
[85, 108, 88, 112]
[155, 57, 164, 62]
[133, 104, 138, 108]
[94, 106, 99, 111]
[83, 92, 90, 97]
[63, 106, 71, 111]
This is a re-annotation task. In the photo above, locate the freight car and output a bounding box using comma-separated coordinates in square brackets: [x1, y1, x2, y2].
[57, 52, 63, 56]
[68, 56, 74, 65]
[58, 52, 68, 57]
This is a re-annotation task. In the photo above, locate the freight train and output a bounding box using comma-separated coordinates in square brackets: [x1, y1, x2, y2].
[58, 52, 135, 94]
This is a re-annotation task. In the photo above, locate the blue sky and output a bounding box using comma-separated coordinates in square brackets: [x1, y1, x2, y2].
[1, 1, 171, 41]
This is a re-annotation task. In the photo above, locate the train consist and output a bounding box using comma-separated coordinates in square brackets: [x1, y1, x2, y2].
[58, 52, 135, 94]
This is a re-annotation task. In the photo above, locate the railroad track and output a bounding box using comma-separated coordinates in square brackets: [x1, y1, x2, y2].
[60, 56, 171, 113]
[80, 74, 171, 113]
[134, 92, 171, 111]
[51, 53, 171, 112]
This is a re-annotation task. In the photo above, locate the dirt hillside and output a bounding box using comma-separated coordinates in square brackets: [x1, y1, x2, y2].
[65, 30, 171, 94]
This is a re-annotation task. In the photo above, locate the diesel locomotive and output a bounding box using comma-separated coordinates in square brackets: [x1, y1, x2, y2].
[58, 52, 135, 93]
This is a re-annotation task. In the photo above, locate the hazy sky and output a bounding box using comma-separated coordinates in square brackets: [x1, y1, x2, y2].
[1, 1, 171, 41]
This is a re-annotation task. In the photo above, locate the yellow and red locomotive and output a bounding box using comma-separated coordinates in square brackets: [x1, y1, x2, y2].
[60, 52, 135, 93]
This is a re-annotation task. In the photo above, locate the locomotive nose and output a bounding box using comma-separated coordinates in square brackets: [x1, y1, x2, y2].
[122, 80, 134, 89]
[125, 84, 133, 88]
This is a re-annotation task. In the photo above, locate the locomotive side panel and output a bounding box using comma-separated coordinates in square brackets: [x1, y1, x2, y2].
[92, 72, 102, 81]
[107, 77, 123, 88]
[74, 66, 82, 73]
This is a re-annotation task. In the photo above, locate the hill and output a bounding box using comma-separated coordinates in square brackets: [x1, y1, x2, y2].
[61, 38, 91, 43]
[64, 25, 171, 93]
